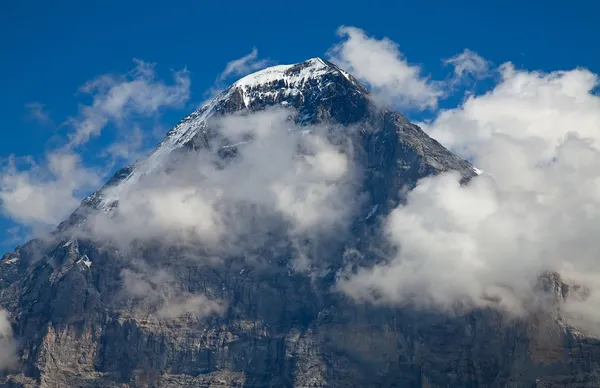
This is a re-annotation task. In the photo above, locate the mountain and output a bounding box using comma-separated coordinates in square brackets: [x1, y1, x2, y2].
[1, 58, 599, 387]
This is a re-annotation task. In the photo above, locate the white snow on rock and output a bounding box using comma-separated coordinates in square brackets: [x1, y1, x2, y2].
[233, 58, 339, 108]
[234, 58, 330, 89]
[365, 204, 379, 220]
[77, 255, 92, 268]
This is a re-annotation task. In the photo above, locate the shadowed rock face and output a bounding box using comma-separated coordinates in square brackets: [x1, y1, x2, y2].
[2, 59, 600, 388]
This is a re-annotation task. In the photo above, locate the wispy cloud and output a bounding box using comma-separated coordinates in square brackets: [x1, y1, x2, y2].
[25, 102, 51, 124]
[120, 265, 226, 321]
[68, 58, 190, 147]
[444, 49, 491, 80]
[0, 309, 17, 370]
[201, 48, 271, 105]
[217, 47, 270, 82]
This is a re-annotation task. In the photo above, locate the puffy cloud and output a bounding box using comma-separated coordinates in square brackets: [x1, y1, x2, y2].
[327, 26, 443, 110]
[339, 61, 600, 334]
[444, 49, 491, 80]
[69, 58, 190, 147]
[87, 108, 361, 265]
[0, 152, 100, 230]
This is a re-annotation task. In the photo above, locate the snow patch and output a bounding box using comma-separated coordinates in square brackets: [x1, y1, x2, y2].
[222, 141, 250, 149]
[365, 204, 379, 220]
[62, 237, 76, 248]
[77, 255, 92, 268]
[233, 58, 331, 90]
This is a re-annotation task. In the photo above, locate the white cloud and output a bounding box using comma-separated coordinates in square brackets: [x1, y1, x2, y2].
[338, 61, 600, 334]
[101, 125, 148, 166]
[444, 49, 491, 80]
[0, 152, 100, 230]
[0, 309, 17, 370]
[121, 266, 225, 321]
[327, 26, 443, 110]
[88, 108, 360, 265]
[217, 48, 270, 82]
[69, 59, 190, 147]
[1, 59, 191, 233]
[156, 294, 226, 320]
[200, 48, 271, 105]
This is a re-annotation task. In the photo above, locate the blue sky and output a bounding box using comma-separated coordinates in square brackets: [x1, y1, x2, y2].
[0, 0, 597, 253]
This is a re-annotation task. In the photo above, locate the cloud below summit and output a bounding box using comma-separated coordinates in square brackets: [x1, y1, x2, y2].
[339, 56, 600, 334]
[88, 108, 360, 262]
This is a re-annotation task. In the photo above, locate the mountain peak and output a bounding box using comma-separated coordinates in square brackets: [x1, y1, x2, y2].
[230, 57, 362, 98]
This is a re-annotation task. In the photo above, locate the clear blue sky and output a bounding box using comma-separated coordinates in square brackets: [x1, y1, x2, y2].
[0, 0, 597, 253]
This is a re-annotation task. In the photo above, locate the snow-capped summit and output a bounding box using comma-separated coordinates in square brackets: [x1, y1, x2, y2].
[232, 58, 361, 98]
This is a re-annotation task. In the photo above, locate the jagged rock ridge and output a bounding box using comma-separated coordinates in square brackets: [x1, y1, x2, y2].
[1, 59, 599, 387]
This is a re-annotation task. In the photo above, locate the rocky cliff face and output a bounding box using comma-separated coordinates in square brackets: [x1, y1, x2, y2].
[1, 58, 600, 388]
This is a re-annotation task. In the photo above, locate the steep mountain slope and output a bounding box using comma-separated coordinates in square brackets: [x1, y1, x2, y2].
[1, 58, 599, 388]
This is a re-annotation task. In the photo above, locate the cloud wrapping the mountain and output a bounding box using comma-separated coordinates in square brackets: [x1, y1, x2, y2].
[328, 26, 443, 110]
[339, 60, 600, 333]
[121, 265, 226, 320]
[88, 108, 361, 263]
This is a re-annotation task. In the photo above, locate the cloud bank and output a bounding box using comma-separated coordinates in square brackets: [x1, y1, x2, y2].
[339, 59, 600, 333]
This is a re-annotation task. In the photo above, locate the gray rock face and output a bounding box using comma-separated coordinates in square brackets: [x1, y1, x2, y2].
[2, 59, 600, 387]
